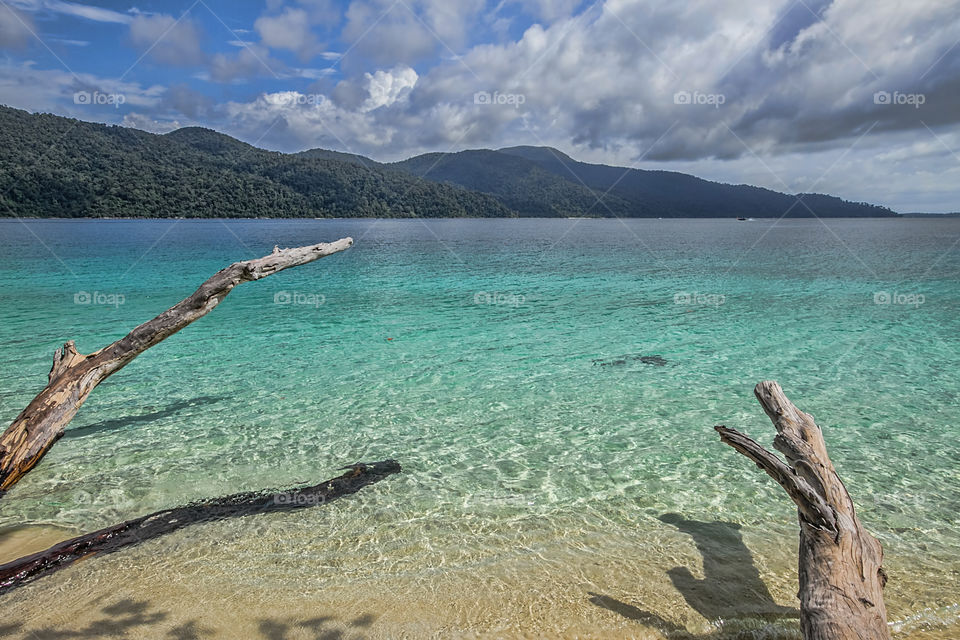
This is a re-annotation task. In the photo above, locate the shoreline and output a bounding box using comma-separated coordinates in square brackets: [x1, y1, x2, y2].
[0, 521, 957, 639]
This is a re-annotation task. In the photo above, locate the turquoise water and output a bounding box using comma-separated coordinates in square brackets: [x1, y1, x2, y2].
[0, 218, 958, 637]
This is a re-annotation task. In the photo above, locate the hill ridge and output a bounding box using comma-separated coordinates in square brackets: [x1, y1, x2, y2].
[0, 105, 895, 218]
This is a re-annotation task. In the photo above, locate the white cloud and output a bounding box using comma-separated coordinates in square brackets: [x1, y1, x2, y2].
[7, 0, 132, 24]
[341, 0, 482, 67]
[0, 60, 165, 116]
[44, 0, 132, 24]
[52, 38, 90, 46]
[293, 67, 336, 78]
[204, 63, 423, 154]
[121, 112, 183, 133]
[128, 13, 206, 66]
[362, 65, 418, 111]
[255, 7, 322, 61]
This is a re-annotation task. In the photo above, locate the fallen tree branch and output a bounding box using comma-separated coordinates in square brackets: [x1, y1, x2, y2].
[0, 459, 399, 595]
[0, 238, 354, 492]
[715, 381, 889, 640]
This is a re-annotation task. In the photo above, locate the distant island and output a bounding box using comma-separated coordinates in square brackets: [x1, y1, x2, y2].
[0, 105, 896, 219]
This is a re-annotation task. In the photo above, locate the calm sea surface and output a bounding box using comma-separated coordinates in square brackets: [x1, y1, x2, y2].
[0, 218, 958, 638]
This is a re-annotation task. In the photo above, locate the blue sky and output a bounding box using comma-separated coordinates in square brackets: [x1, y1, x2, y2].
[1, 0, 959, 211]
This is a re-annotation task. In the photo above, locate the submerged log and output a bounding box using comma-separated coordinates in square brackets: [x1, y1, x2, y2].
[0, 459, 400, 595]
[715, 381, 889, 640]
[0, 238, 354, 492]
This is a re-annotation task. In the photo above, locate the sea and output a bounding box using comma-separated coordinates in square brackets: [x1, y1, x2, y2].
[0, 218, 957, 638]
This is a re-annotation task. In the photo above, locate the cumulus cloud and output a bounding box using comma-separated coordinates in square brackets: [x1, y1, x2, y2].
[380, 0, 960, 166]
[341, 0, 485, 68]
[129, 13, 206, 66]
[211, 2, 340, 80]
[362, 65, 418, 111]
[342, 0, 435, 67]
[255, 7, 323, 61]
[203, 64, 423, 153]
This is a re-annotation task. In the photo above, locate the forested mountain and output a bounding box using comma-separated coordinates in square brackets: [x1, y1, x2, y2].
[0, 106, 509, 218]
[496, 146, 894, 217]
[390, 149, 637, 217]
[0, 105, 895, 218]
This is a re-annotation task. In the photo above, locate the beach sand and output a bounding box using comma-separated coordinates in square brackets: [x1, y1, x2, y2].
[0, 520, 956, 639]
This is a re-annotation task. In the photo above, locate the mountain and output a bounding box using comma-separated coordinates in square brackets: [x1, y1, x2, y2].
[385, 144, 893, 217]
[0, 105, 896, 218]
[0, 105, 509, 219]
[390, 149, 637, 217]
[493, 146, 894, 217]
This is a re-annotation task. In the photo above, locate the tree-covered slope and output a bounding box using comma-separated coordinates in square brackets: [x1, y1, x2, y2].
[498, 145, 895, 217]
[0, 105, 511, 218]
[390, 149, 638, 217]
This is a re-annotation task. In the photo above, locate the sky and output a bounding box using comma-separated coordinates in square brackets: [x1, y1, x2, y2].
[0, 0, 958, 212]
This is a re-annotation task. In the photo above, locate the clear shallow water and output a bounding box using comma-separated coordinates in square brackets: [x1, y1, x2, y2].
[0, 218, 958, 638]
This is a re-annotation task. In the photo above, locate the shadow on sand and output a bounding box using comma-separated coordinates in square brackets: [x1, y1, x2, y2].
[4, 597, 378, 639]
[588, 513, 799, 638]
[658, 513, 798, 623]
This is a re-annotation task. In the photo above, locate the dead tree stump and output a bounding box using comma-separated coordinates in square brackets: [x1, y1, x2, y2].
[715, 381, 889, 640]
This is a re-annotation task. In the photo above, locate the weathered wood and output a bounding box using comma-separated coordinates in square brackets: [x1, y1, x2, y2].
[0, 238, 354, 492]
[715, 381, 889, 640]
[0, 459, 400, 594]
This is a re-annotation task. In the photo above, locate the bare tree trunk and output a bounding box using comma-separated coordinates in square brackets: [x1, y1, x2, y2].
[0, 459, 400, 594]
[715, 381, 889, 640]
[0, 238, 353, 492]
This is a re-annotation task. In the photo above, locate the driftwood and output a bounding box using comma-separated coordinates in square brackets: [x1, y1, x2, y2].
[0, 459, 400, 595]
[715, 381, 888, 640]
[0, 238, 354, 492]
